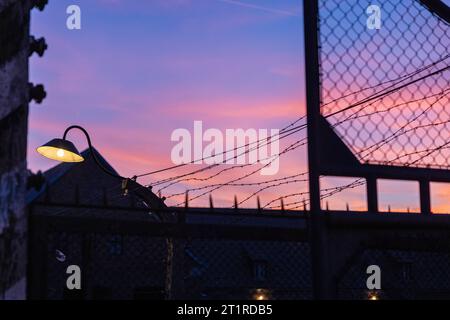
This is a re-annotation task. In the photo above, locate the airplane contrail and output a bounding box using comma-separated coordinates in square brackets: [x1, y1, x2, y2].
[215, 0, 300, 17]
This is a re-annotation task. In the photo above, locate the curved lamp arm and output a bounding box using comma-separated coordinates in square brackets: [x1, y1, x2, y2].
[63, 125, 125, 180]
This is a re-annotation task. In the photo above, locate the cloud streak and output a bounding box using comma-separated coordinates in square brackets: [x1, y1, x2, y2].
[216, 0, 300, 17]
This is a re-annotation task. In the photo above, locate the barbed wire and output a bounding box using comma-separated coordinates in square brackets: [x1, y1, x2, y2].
[321, 54, 450, 111]
[163, 84, 448, 207]
[172, 139, 308, 206]
[359, 90, 450, 159]
[134, 116, 307, 180]
[149, 123, 307, 188]
[263, 178, 366, 210]
[153, 137, 306, 193]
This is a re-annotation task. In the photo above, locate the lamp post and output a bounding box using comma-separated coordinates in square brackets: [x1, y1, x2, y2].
[37, 125, 178, 300]
[37, 125, 124, 179]
[36, 125, 167, 210]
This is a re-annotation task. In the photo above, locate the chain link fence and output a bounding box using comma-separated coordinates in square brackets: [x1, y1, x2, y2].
[30, 208, 313, 300]
[338, 249, 450, 300]
[28, 207, 450, 300]
[318, 0, 450, 169]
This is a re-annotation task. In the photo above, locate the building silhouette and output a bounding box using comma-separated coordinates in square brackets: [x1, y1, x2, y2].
[27, 149, 450, 300]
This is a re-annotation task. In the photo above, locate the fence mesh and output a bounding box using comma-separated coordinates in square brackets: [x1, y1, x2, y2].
[318, 0, 450, 168]
[338, 249, 450, 300]
[31, 212, 450, 300]
[40, 221, 312, 300]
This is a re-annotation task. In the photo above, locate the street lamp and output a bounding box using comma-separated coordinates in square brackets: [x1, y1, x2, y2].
[37, 125, 178, 301]
[37, 125, 123, 179]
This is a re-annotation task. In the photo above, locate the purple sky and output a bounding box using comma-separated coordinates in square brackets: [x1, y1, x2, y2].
[28, 0, 449, 211]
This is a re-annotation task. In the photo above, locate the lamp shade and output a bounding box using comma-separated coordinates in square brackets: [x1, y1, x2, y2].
[37, 138, 84, 163]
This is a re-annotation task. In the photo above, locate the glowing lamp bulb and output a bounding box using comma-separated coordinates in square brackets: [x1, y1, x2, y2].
[56, 149, 65, 158]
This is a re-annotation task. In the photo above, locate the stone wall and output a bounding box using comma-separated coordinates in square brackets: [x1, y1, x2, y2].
[0, 0, 46, 299]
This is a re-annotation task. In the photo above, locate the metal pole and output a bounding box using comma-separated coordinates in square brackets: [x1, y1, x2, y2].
[367, 175, 379, 213]
[419, 180, 431, 215]
[304, 0, 331, 299]
[62, 125, 124, 180]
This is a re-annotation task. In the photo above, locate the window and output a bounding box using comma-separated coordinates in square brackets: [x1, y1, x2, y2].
[253, 261, 267, 282]
[108, 235, 123, 256]
[401, 262, 413, 282]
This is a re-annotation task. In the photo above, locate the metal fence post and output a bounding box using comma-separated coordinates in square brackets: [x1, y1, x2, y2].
[419, 180, 432, 215]
[367, 176, 378, 213]
[304, 0, 332, 300]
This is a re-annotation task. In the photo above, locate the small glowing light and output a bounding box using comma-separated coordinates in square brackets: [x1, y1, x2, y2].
[368, 292, 379, 300]
[252, 289, 270, 301]
[56, 149, 65, 158]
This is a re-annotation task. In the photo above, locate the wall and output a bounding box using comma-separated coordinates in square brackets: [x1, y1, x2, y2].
[0, 0, 46, 300]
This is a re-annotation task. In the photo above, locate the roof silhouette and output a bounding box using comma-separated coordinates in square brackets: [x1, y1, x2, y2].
[26, 147, 119, 204]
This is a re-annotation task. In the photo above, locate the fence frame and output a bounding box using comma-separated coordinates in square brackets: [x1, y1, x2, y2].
[27, 203, 309, 300]
[303, 0, 450, 298]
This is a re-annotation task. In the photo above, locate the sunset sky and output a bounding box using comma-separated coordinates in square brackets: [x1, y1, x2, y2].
[28, 0, 449, 211]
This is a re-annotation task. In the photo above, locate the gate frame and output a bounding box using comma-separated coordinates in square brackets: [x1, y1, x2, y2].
[303, 0, 450, 299]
